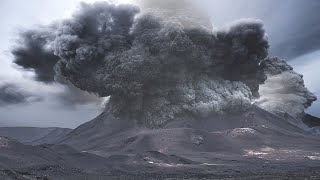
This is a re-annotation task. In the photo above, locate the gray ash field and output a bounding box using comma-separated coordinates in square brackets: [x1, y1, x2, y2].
[0, 105, 320, 180]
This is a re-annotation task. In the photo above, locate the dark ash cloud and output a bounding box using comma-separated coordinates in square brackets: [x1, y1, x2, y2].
[0, 83, 41, 106]
[12, 27, 59, 82]
[54, 75, 104, 106]
[10, 1, 316, 128]
[52, 2, 268, 127]
[11, 26, 103, 106]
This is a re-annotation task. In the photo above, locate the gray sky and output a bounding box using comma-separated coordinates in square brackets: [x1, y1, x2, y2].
[0, 0, 319, 128]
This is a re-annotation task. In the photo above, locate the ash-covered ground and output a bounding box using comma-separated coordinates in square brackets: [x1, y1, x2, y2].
[1, 0, 320, 179]
[1, 106, 320, 180]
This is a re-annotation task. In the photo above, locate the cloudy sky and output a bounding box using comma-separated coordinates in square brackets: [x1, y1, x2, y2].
[0, 0, 319, 128]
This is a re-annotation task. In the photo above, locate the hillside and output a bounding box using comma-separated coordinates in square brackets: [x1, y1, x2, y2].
[0, 127, 72, 145]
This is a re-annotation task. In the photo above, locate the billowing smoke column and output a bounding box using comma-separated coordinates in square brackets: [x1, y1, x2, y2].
[51, 2, 268, 127]
[12, 27, 58, 82]
[12, 26, 103, 106]
[11, 1, 316, 128]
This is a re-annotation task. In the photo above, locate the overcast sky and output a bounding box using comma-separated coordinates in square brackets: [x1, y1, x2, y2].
[0, 0, 319, 128]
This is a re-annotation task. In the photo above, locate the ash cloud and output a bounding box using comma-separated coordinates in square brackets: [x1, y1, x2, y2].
[12, 26, 102, 106]
[52, 2, 268, 127]
[10, 1, 316, 127]
[12, 27, 58, 82]
[0, 83, 41, 106]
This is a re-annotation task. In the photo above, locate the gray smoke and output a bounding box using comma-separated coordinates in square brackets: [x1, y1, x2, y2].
[11, 1, 316, 128]
[0, 83, 41, 106]
[135, 0, 212, 29]
[257, 57, 317, 119]
[51, 2, 268, 127]
[12, 27, 103, 106]
[12, 27, 58, 82]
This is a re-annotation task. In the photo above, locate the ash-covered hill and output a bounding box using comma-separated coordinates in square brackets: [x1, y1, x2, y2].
[58, 105, 320, 159]
[0, 136, 113, 180]
[1, 106, 320, 180]
[52, 105, 320, 179]
[30, 128, 73, 145]
[0, 127, 72, 145]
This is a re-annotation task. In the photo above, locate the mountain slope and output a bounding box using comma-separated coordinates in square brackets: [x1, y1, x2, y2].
[0, 127, 56, 143]
[1, 106, 320, 179]
[0, 136, 113, 179]
[303, 114, 320, 127]
[0, 127, 72, 144]
[58, 105, 320, 160]
[30, 128, 72, 145]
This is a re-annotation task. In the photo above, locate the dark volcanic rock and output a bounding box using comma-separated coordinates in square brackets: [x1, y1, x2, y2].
[303, 114, 320, 128]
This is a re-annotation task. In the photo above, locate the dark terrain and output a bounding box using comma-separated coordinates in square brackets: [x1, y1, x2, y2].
[0, 127, 72, 145]
[303, 114, 320, 128]
[0, 106, 320, 180]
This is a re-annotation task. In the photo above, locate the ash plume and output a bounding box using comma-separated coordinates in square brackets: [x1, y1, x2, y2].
[12, 27, 58, 82]
[52, 2, 268, 127]
[11, 1, 316, 127]
[12, 27, 103, 106]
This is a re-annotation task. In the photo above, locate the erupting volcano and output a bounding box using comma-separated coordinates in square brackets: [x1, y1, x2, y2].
[1, 0, 319, 179]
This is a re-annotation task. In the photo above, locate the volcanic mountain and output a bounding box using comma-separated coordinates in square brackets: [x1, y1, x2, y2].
[58, 105, 320, 159]
[0, 127, 72, 145]
[52, 105, 320, 179]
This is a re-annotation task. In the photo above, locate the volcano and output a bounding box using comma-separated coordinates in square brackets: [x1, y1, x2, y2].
[58, 105, 320, 159]
[2, 1, 320, 179]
